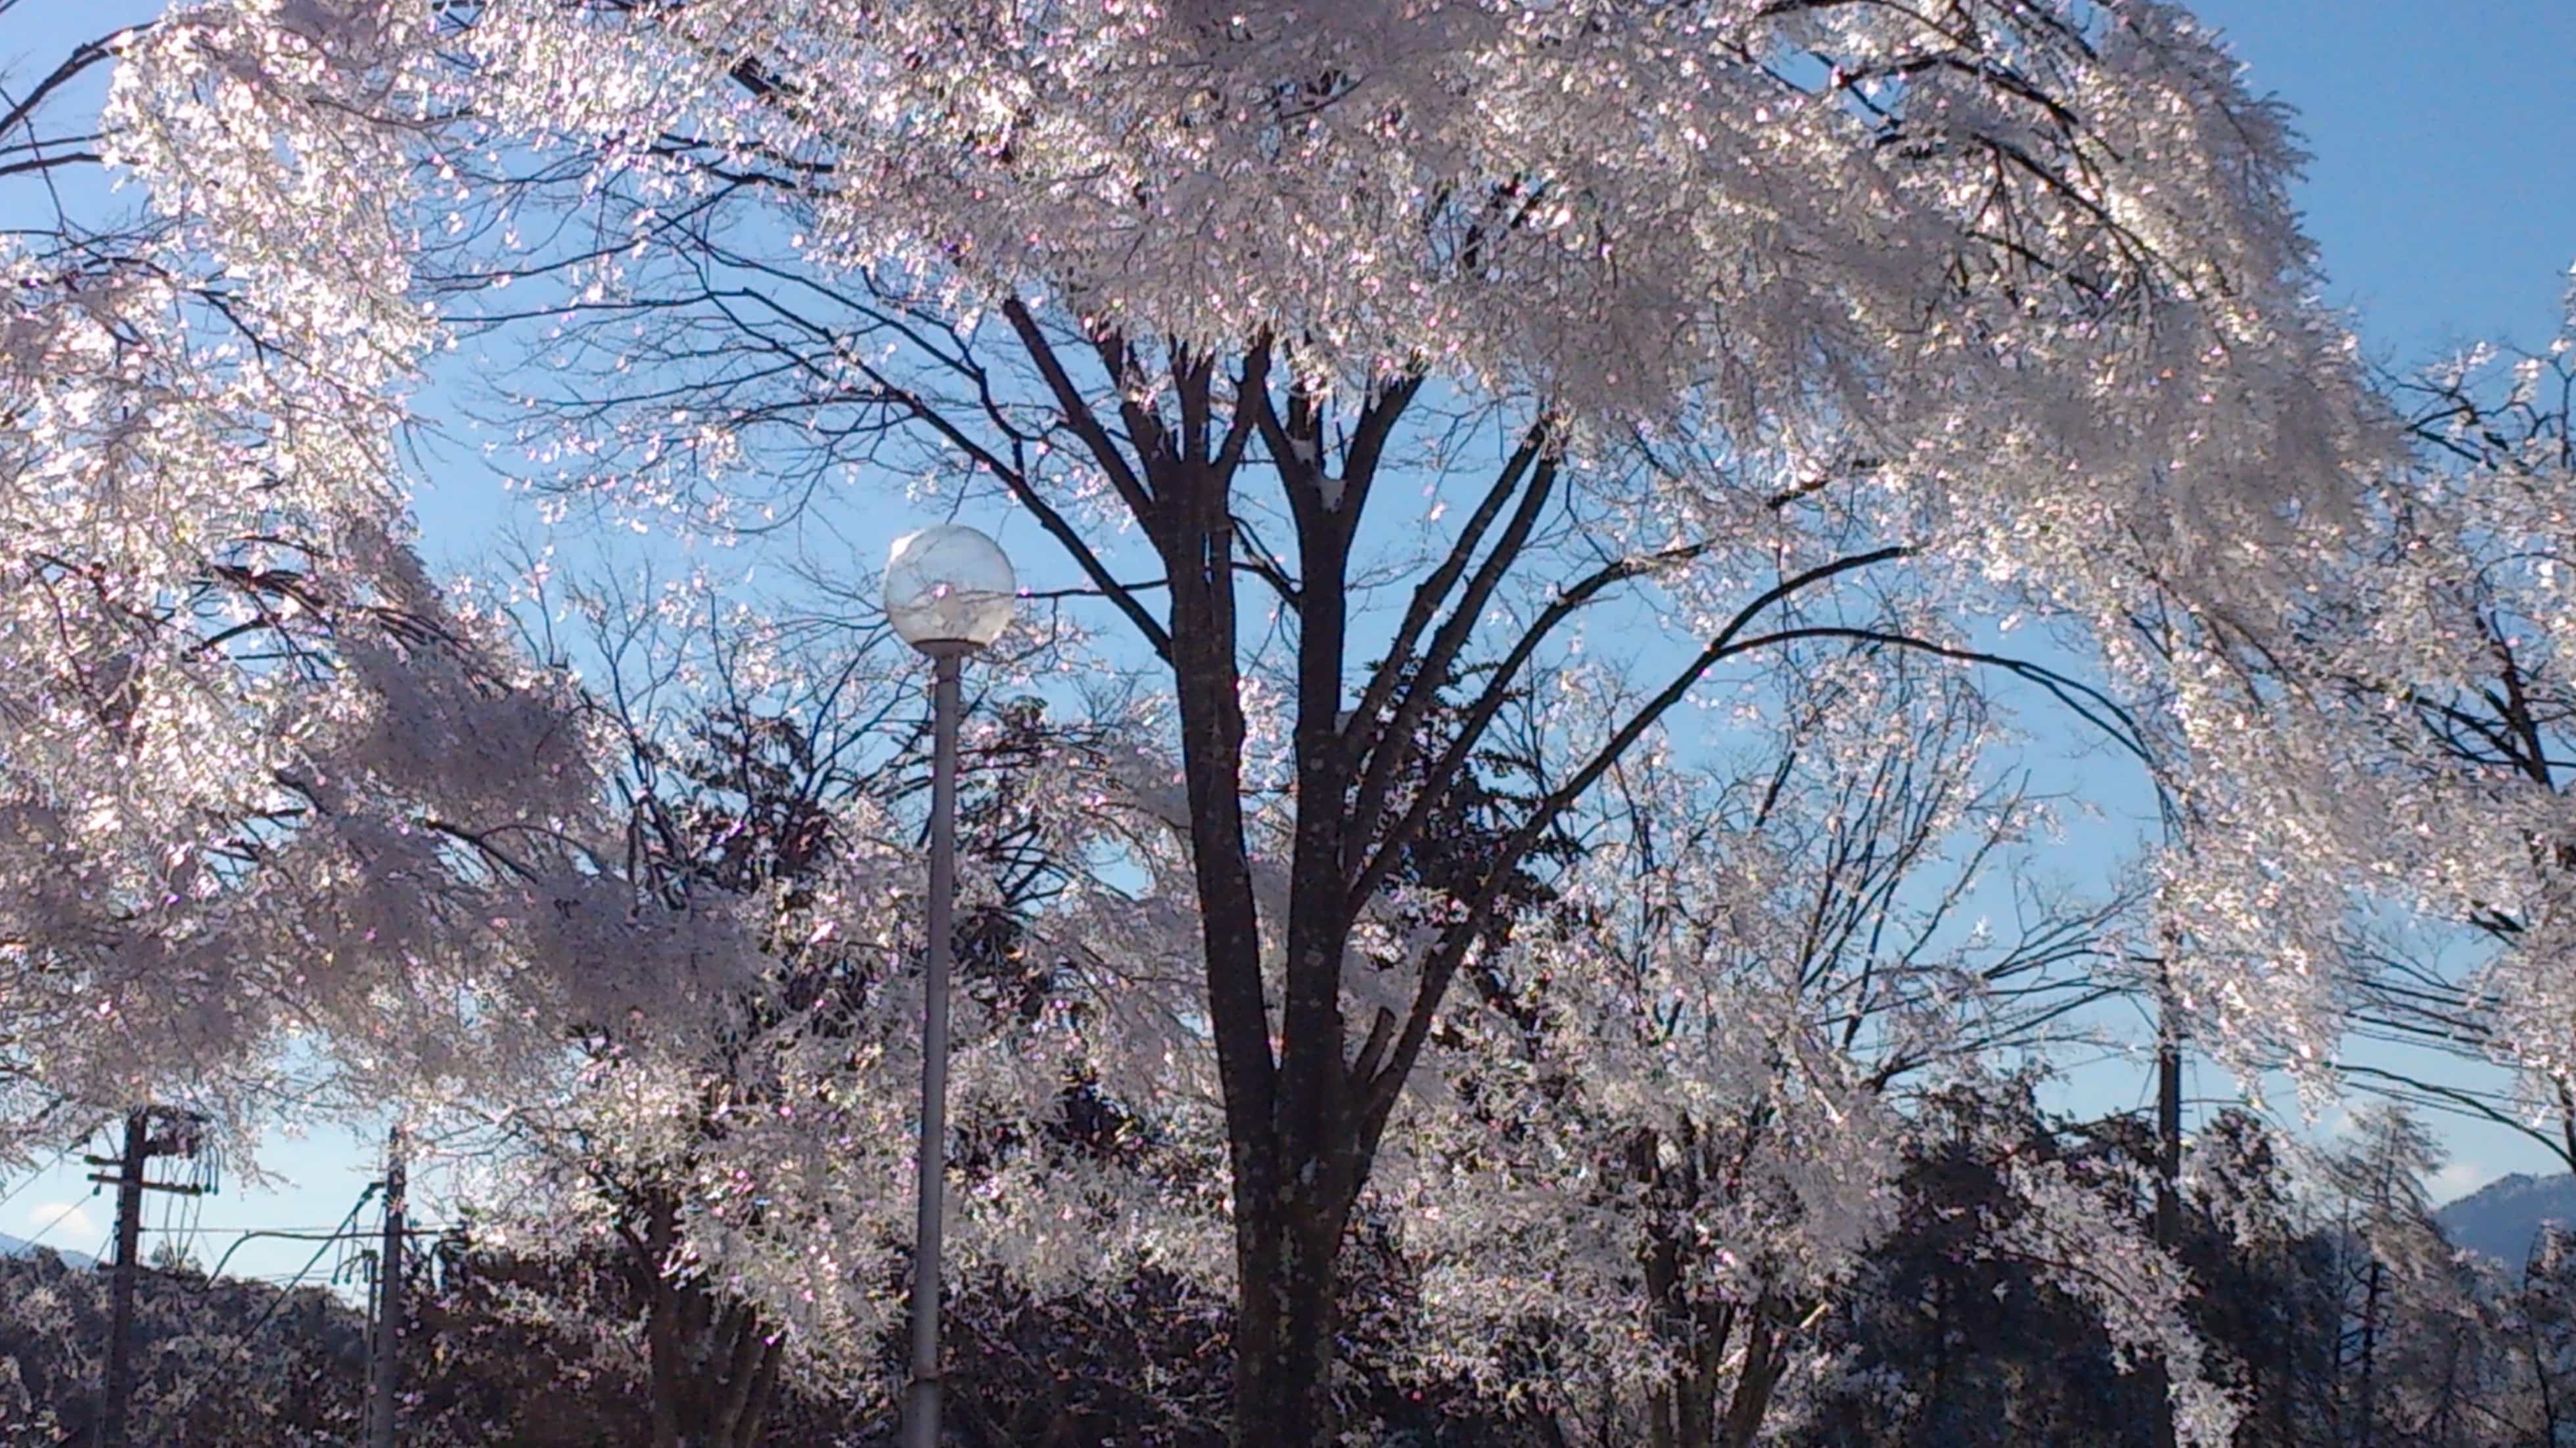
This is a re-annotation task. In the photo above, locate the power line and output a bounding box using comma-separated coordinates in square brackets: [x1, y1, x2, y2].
[224, 1188, 377, 1330]
[0, 1142, 76, 1219]
[152, 1181, 195, 1267]
[196, 1196, 377, 1286]
[15, 1194, 93, 1253]
[162, 1221, 452, 1240]
[137, 1184, 386, 1437]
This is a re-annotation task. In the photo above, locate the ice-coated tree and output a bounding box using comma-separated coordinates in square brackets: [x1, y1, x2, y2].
[0, 22, 764, 1162]
[2312, 1106, 2483, 1448]
[1373, 652, 2133, 1447]
[2351, 304, 2576, 1159]
[101, 1, 2394, 1440]
[2114, 282, 2576, 1164]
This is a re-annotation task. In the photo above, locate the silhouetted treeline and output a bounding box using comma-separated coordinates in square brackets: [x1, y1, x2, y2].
[5, 1094, 2569, 1447]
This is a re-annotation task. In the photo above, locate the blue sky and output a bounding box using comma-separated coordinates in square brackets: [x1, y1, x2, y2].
[2191, 0, 2576, 363]
[5, 0, 2576, 1276]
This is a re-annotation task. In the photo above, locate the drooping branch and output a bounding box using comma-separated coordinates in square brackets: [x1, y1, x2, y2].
[0, 26, 140, 148]
[2334, 1062, 2576, 1176]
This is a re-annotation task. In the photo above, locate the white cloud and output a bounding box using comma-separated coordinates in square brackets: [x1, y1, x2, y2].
[16, 1200, 100, 1246]
[2430, 1158, 2495, 1206]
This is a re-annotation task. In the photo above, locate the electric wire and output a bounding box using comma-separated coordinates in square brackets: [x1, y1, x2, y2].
[15, 1194, 94, 1254]
[152, 1184, 179, 1268]
[0, 1142, 77, 1219]
[221, 1186, 377, 1332]
[195, 1188, 379, 1288]
[135, 1184, 385, 1434]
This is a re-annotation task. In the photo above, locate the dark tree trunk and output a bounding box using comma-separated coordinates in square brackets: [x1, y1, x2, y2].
[1714, 1311, 1789, 1448]
[1230, 1203, 1349, 1447]
[998, 327, 1622, 1447]
[2356, 1257, 2383, 1448]
[1149, 466, 1345, 1446]
[1134, 390, 1382, 1448]
[635, 1191, 784, 1448]
[1624, 1121, 1803, 1448]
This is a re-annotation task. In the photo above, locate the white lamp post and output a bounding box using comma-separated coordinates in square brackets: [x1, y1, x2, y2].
[884, 524, 1015, 1448]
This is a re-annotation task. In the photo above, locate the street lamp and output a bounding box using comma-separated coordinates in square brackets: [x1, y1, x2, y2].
[885, 524, 1015, 1448]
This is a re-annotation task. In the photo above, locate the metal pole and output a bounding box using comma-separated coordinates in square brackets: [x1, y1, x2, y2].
[100, 1108, 147, 1448]
[905, 649, 965, 1448]
[2151, 953, 2183, 1448]
[368, 1124, 406, 1448]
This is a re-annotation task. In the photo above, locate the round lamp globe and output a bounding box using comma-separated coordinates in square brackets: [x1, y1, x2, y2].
[884, 525, 1017, 653]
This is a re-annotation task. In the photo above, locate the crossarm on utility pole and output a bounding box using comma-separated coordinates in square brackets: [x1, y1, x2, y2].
[84, 1106, 209, 1448]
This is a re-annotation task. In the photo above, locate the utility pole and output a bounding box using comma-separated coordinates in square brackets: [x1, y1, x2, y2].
[2150, 954, 2185, 1448]
[367, 1125, 407, 1448]
[99, 1110, 147, 1448]
[84, 1108, 210, 1448]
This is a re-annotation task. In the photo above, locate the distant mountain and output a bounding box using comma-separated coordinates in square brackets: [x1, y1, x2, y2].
[2437, 1171, 2576, 1265]
[0, 1231, 94, 1268]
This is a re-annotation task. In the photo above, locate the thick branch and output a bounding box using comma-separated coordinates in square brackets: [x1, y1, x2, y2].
[999, 298, 1159, 530]
[1344, 450, 1563, 863]
[1345, 423, 1550, 758]
[1358, 581, 2171, 1139]
[1352, 544, 1906, 909]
